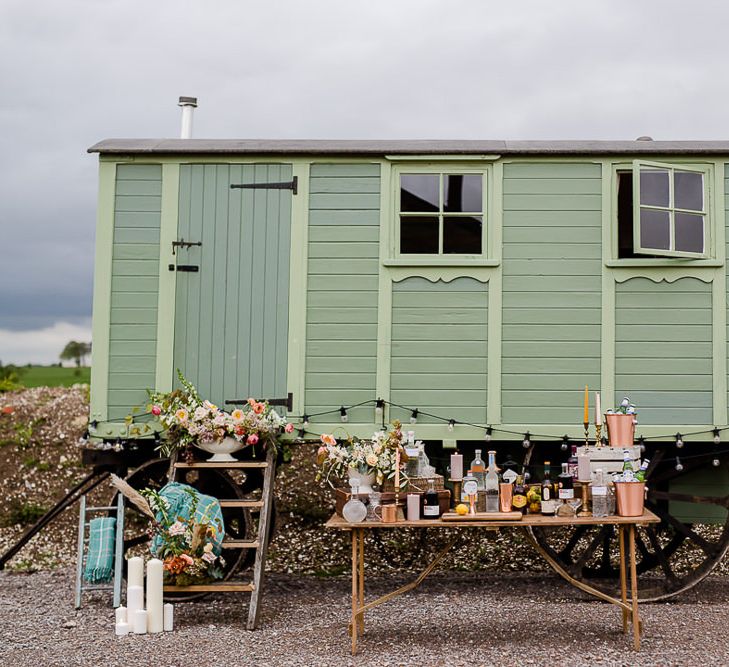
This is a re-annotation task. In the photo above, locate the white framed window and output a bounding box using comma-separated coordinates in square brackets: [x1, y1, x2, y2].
[395, 170, 488, 257]
[616, 160, 712, 260]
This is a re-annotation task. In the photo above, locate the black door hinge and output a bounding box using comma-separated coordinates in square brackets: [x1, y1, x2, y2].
[230, 176, 298, 195]
[169, 264, 199, 272]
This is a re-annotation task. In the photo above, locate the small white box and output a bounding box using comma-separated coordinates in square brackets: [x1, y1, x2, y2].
[577, 445, 641, 475]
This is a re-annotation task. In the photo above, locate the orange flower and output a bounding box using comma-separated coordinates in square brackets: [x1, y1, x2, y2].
[164, 556, 188, 574]
[252, 402, 265, 415]
[321, 433, 336, 447]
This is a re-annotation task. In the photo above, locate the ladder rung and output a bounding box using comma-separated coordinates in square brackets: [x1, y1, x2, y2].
[219, 500, 264, 508]
[222, 539, 259, 549]
[163, 582, 255, 592]
[174, 461, 268, 469]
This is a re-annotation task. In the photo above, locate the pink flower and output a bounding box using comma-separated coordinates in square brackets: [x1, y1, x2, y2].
[180, 553, 194, 565]
[151, 405, 162, 416]
[252, 402, 265, 415]
[247, 434, 259, 446]
[321, 433, 337, 447]
[168, 521, 186, 536]
[284, 423, 294, 433]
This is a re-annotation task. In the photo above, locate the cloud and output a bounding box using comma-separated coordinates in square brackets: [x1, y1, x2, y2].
[0, 320, 91, 365]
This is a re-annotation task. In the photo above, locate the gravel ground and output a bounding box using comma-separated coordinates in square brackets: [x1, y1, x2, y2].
[2, 568, 728, 667]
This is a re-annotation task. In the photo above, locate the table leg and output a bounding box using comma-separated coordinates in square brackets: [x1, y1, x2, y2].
[351, 529, 358, 655]
[618, 525, 629, 634]
[358, 529, 365, 633]
[628, 524, 641, 651]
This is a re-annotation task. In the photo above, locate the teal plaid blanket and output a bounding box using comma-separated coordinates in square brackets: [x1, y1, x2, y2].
[151, 482, 225, 556]
[83, 517, 116, 583]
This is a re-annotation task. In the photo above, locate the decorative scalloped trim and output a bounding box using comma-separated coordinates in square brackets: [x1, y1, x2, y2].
[611, 268, 716, 284]
[388, 267, 493, 283]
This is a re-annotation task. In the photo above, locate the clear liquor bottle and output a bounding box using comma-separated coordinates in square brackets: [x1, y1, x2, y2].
[484, 450, 500, 512]
[471, 449, 486, 490]
[591, 468, 609, 518]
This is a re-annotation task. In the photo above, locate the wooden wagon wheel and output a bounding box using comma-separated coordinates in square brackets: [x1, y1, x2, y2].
[110, 457, 266, 602]
[530, 447, 729, 601]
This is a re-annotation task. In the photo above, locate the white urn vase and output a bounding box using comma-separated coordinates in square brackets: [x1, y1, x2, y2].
[348, 469, 376, 495]
[195, 436, 245, 462]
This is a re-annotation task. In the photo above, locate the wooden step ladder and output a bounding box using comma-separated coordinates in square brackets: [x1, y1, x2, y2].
[165, 447, 276, 629]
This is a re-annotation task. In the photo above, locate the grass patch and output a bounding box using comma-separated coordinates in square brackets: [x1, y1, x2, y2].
[1, 501, 48, 527]
[20, 366, 90, 387]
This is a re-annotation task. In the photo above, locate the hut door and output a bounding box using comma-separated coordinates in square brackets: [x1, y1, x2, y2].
[173, 164, 293, 408]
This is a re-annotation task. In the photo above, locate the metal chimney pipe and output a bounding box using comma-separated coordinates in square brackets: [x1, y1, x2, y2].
[178, 96, 197, 139]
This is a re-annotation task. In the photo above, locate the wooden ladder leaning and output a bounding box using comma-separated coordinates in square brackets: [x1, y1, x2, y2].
[164, 446, 276, 630]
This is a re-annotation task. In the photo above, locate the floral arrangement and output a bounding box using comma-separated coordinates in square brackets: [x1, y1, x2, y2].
[142, 486, 225, 586]
[148, 371, 293, 456]
[316, 420, 408, 488]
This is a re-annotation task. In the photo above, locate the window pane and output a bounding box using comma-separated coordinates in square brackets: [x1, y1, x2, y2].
[675, 213, 704, 254]
[400, 174, 439, 212]
[400, 216, 439, 254]
[443, 216, 482, 254]
[444, 174, 482, 212]
[639, 208, 671, 251]
[640, 169, 669, 207]
[674, 171, 703, 211]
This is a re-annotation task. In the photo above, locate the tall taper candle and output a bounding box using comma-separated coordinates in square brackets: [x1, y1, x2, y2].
[146, 558, 164, 633]
[583, 385, 589, 425]
[595, 392, 602, 426]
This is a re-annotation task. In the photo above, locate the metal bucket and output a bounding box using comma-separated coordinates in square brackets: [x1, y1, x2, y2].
[605, 413, 636, 447]
[615, 481, 645, 517]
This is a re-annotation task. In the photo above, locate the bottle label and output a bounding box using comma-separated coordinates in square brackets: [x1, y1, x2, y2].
[558, 489, 574, 500]
[463, 480, 478, 496]
[541, 500, 555, 514]
[423, 505, 439, 517]
[503, 469, 517, 484]
[542, 487, 551, 501]
[591, 486, 607, 496]
[512, 495, 527, 509]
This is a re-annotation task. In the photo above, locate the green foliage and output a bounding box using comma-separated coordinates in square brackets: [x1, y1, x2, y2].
[0, 361, 23, 392]
[20, 366, 90, 387]
[59, 341, 91, 367]
[13, 418, 45, 449]
[1, 501, 48, 527]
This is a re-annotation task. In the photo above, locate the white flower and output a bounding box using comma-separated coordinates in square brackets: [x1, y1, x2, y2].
[203, 542, 213, 553]
[202, 551, 217, 564]
[366, 453, 378, 466]
[194, 406, 208, 421]
[168, 521, 186, 536]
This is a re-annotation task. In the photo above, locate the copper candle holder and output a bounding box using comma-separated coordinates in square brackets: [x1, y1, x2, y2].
[578, 481, 592, 517]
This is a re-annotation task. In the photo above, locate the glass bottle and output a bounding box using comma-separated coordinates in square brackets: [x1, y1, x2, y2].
[501, 455, 519, 484]
[484, 450, 500, 512]
[558, 463, 574, 500]
[462, 471, 479, 514]
[591, 469, 609, 518]
[541, 461, 554, 515]
[416, 443, 430, 477]
[423, 478, 441, 518]
[342, 479, 367, 523]
[622, 449, 636, 481]
[471, 449, 486, 490]
[512, 475, 527, 514]
[634, 459, 650, 482]
[567, 445, 579, 480]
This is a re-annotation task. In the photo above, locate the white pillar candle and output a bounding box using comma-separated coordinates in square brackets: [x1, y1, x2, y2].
[115, 606, 127, 625]
[127, 585, 144, 621]
[595, 392, 602, 426]
[127, 556, 144, 589]
[163, 603, 174, 632]
[146, 558, 164, 633]
[133, 609, 148, 634]
[450, 453, 463, 480]
[578, 453, 591, 482]
[115, 621, 130, 636]
[406, 494, 420, 521]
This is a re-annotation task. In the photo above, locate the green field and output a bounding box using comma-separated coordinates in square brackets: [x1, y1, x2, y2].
[19, 366, 90, 387]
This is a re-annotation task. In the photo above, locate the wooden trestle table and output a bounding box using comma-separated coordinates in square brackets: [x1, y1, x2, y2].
[326, 510, 660, 655]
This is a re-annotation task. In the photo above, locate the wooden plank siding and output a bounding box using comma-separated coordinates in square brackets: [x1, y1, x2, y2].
[501, 162, 602, 424]
[107, 164, 162, 419]
[389, 278, 488, 424]
[726, 163, 729, 423]
[305, 164, 380, 423]
[615, 278, 712, 425]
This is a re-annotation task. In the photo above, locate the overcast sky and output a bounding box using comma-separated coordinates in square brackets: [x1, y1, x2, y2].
[1, 0, 727, 364]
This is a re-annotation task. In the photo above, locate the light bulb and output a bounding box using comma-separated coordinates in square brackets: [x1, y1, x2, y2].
[484, 427, 492, 443]
[522, 432, 531, 449]
[639, 436, 645, 454]
[675, 433, 684, 448]
[410, 409, 418, 424]
[340, 407, 348, 423]
[713, 457, 721, 467]
[448, 419, 455, 432]
[524, 471, 531, 482]
[675, 457, 684, 472]
[713, 429, 721, 446]
[561, 436, 569, 451]
[375, 399, 384, 416]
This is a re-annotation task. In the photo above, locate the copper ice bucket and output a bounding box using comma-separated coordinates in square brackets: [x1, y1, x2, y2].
[605, 413, 635, 447]
[615, 481, 645, 517]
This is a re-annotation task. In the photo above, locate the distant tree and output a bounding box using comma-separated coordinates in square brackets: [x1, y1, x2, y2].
[60, 341, 91, 368]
